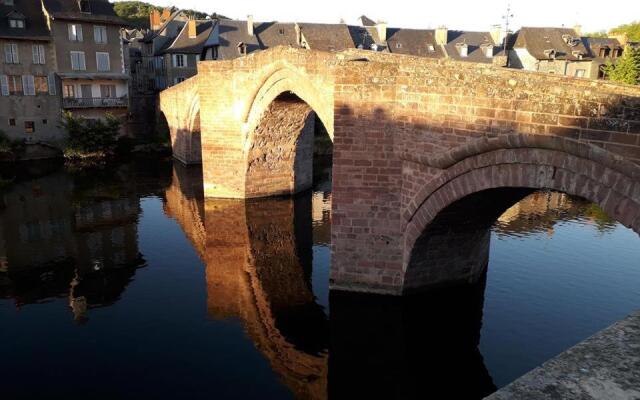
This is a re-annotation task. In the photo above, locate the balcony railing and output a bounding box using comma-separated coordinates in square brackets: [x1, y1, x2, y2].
[62, 97, 128, 109]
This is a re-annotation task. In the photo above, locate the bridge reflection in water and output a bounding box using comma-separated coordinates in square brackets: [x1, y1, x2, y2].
[163, 162, 499, 399]
[1, 160, 626, 399]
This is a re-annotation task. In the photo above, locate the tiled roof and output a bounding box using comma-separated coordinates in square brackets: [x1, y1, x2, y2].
[444, 30, 497, 63]
[513, 27, 590, 61]
[255, 22, 298, 48]
[0, 0, 50, 40]
[42, 0, 128, 25]
[581, 37, 623, 59]
[297, 23, 355, 51]
[216, 19, 261, 60]
[165, 20, 214, 54]
[386, 28, 445, 59]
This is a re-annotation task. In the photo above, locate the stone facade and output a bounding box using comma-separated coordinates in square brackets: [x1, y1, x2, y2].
[160, 46, 640, 295]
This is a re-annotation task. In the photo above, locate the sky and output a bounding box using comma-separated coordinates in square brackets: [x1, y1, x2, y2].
[123, 0, 640, 34]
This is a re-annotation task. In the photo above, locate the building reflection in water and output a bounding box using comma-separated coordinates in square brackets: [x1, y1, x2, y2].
[1, 158, 622, 399]
[0, 160, 171, 323]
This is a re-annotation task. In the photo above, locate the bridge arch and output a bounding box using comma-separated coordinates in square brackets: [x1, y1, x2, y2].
[402, 135, 640, 292]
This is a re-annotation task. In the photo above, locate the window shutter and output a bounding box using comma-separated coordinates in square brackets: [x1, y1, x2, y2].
[32, 45, 38, 64]
[48, 73, 56, 95]
[4, 45, 11, 63]
[80, 52, 86, 70]
[22, 75, 35, 96]
[12, 44, 18, 63]
[183, 55, 187, 67]
[172, 54, 176, 67]
[39, 45, 45, 64]
[77, 25, 83, 42]
[0, 75, 8, 96]
[68, 24, 74, 41]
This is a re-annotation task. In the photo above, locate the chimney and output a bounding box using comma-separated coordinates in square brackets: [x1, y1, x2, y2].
[161, 8, 171, 21]
[573, 24, 582, 36]
[490, 24, 503, 45]
[188, 19, 196, 39]
[150, 9, 161, 31]
[435, 26, 448, 46]
[376, 21, 387, 43]
[247, 15, 254, 36]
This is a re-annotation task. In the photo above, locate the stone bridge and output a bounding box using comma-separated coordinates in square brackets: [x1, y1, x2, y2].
[159, 46, 640, 295]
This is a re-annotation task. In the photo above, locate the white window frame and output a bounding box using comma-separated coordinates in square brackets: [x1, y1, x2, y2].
[4, 43, 19, 64]
[68, 24, 83, 42]
[70, 51, 86, 71]
[22, 75, 35, 96]
[9, 19, 25, 29]
[93, 25, 107, 44]
[96, 52, 110, 72]
[173, 54, 186, 68]
[0, 75, 9, 96]
[32, 44, 46, 65]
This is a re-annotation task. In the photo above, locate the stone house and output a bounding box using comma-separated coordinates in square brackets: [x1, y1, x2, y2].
[0, 0, 61, 142]
[581, 36, 626, 79]
[508, 27, 593, 77]
[41, 0, 130, 121]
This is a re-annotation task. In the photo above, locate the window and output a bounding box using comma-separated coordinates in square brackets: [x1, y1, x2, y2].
[70, 51, 86, 70]
[574, 69, 586, 78]
[9, 118, 16, 126]
[94, 25, 107, 44]
[175, 77, 185, 84]
[0, 75, 8, 96]
[34, 76, 48, 94]
[173, 54, 186, 68]
[9, 18, 25, 29]
[457, 43, 468, 57]
[63, 84, 75, 98]
[100, 84, 116, 98]
[96, 52, 110, 71]
[43, 119, 47, 125]
[78, 0, 91, 13]
[396, 43, 402, 49]
[22, 75, 35, 96]
[4, 43, 19, 64]
[68, 24, 83, 42]
[7, 75, 22, 95]
[32, 44, 46, 64]
[24, 121, 35, 134]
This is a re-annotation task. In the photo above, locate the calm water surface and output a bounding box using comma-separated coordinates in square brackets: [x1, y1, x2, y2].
[1, 158, 639, 399]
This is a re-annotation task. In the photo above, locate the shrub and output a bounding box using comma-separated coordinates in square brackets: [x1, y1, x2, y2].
[61, 112, 121, 159]
[602, 45, 640, 85]
[0, 129, 25, 154]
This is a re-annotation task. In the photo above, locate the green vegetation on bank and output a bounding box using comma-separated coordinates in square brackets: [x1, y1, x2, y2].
[114, 1, 227, 28]
[602, 45, 640, 85]
[585, 21, 640, 42]
[61, 112, 120, 160]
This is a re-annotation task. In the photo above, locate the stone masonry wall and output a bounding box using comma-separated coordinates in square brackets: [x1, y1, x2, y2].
[160, 47, 640, 294]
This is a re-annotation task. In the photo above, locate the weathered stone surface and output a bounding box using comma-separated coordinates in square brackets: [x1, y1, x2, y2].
[486, 311, 640, 400]
[160, 46, 640, 294]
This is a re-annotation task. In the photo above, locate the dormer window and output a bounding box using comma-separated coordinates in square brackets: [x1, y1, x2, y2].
[78, 0, 91, 13]
[7, 11, 26, 29]
[543, 49, 556, 59]
[278, 28, 285, 35]
[456, 42, 468, 57]
[237, 42, 247, 56]
[396, 43, 402, 49]
[427, 44, 435, 52]
[572, 50, 583, 60]
[481, 43, 494, 57]
[599, 47, 610, 58]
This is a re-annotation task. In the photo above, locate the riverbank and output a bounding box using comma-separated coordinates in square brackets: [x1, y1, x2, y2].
[486, 311, 640, 400]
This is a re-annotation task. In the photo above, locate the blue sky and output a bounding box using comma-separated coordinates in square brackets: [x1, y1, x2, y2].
[121, 0, 640, 34]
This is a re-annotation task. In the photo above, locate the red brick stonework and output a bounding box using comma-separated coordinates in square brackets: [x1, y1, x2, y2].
[159, 47, 640, 295]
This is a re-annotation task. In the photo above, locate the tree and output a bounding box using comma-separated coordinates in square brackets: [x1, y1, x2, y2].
[609, 21, 640, 42]
[602, 45, 640, 85]
[61, 112, 121, 159]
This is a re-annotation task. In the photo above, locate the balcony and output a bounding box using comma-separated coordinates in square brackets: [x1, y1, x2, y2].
[62, 97, 128, 109]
